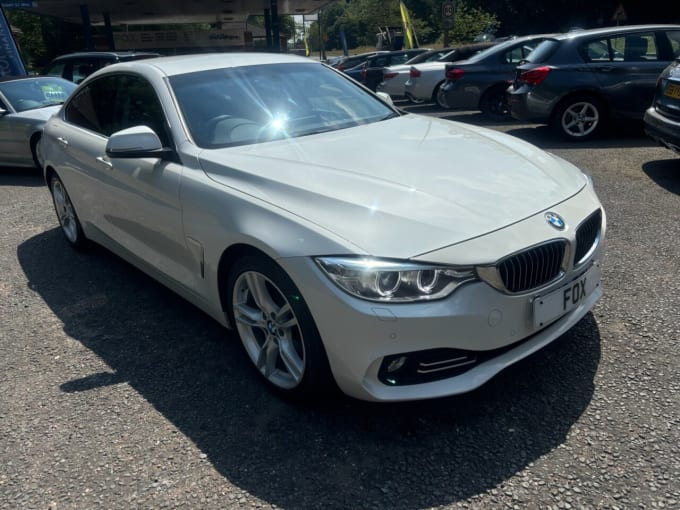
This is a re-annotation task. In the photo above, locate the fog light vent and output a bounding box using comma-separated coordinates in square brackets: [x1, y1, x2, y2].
[387, 356, 407, 373]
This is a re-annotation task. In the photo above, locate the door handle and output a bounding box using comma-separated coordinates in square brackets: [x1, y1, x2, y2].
[96, 156, 113, 168]
[56, 137, 69, 146]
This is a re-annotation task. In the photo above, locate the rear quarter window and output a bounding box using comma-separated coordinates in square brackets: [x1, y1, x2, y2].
[667, 30, 680, 58]
[525, 40, 560, 64]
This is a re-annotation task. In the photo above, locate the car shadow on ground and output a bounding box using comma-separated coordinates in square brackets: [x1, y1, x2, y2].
[642, 157, 680, 196]
[0, 167, 44, 187]
[18, 229, 602, 509]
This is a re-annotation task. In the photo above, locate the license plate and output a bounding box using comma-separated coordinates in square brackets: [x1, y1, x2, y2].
[533, 264, 601, 329]
[664, 82, 680, 100]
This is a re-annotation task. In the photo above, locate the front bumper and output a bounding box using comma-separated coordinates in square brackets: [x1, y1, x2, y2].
[280, 190, 606, 402]
[644, 107, 680, 154]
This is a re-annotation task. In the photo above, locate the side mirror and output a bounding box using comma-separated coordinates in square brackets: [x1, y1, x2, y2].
[105, 125, 171, 159]
[376, 91, 394, 106]
[0, 107, 7, 116]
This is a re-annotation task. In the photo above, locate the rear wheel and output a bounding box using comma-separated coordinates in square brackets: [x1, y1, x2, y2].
[49, 174, 86, 249]
[227, 255, 333, 400]
[479, 84, 511, 120]
[435, 85, 449, 109]
[552, 96, 605, 141]
[431, 81, 444, 103]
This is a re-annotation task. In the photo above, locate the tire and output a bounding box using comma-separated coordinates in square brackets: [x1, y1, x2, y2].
[30, 134, 42, 170]
[435, 85, 449, 109]
[430, 81, 444, 103]
[479, 84, 511, 120]
[227, 255, 334, 400]
[49, 174, 87, 249]
[552, 96, 605, 141]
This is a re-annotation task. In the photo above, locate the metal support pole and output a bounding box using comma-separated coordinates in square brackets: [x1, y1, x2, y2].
[79, 4, 94, 50]
[264, 8, 272, 50]
[103, 12, 115, 50]
[270, 0, 280, 52]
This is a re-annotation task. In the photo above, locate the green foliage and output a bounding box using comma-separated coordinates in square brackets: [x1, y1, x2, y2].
[248, 14, 296, 36]
[6, 10, 84, 69]
[444, 1, 500, 44]
[5, 10, 44, 68]
[304, 0, 498, 52]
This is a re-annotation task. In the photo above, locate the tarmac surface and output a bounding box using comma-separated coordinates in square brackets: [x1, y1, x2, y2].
[1, 107, 679, 509]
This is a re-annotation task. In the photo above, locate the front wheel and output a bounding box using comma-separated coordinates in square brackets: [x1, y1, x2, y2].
[31, 134, 43, 170]
[227, 255, 333, 399]
[552, 96, 605, 141]
[49, 174, 87, 249]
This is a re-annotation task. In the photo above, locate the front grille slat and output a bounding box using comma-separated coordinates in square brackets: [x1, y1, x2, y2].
[575, 209, 602, 265]
[498, 240, 565, 293]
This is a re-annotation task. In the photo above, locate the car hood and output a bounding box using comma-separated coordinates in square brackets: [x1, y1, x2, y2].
[199, 115, 585, 258]
[12, 105, 62, 122]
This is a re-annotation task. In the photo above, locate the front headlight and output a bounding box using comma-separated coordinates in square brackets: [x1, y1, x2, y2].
[315, 256, 477, 302]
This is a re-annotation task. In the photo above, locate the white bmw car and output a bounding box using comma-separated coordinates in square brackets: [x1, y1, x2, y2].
[41, 53, 605, 402]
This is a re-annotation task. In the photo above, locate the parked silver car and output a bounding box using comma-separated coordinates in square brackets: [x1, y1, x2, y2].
[0, 76, 76, 169]
[377, 42, 495, 99]
[41, 53, 605, 402]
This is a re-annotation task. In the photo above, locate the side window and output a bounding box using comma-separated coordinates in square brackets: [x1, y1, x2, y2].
[72, 59, 99, 84]
[505, 46, 524, 64]
[373, 56, 388, 67]
[114, 75, 171, 147]
[621, 33, 657, 61]
[666, 30, 680, 58]
[64, 77, 118, 134]
[584, 38, 612, 62]
[43, 62, 66, 78]
[392, 54, 410, 65]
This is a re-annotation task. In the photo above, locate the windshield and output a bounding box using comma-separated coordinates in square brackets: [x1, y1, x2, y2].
[170, 62, 396, 149]
[0, 77, 75, 112]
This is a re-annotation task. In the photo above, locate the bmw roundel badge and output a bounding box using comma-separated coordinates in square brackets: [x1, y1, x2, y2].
[545, 212, 566, 230]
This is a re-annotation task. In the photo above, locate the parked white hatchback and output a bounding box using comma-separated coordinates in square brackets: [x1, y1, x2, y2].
[41, 53, 605, 402]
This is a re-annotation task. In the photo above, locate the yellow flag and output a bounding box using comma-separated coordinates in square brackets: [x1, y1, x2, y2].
[399, 1, 415, 49]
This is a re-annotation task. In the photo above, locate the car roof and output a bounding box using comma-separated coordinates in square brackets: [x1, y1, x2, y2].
[0, 75, 61, 83]
[50, 51, 160, 60]
[547, 24, 680, 41]
[97, 52, 317, 77]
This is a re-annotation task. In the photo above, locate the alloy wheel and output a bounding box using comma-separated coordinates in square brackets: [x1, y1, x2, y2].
[232, 270, 306, 389]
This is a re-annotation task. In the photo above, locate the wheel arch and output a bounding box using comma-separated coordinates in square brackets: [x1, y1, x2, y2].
[217, 243, 277, 325]
[29, 131, 42, 169]
[431, 79, 445, 102]
[477, 81, 512, 110]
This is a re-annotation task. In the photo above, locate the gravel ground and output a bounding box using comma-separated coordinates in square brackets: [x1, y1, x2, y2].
[1, 109, 679, 510]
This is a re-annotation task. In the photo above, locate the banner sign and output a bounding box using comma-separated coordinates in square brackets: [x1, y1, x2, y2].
[114, 29, 246, 50]
[0, 4, 26, 76]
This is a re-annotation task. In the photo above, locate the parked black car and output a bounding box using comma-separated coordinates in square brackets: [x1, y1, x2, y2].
[644, 57, 680, 153]
[508, 25, 680, 140]
[41, 51, 161, 83]
[359, 48, 430, 91]
[331, 51, 389, 72]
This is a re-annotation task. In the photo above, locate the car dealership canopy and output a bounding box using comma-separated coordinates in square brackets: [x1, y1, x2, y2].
[2, 0, 336, 55]
[5, 0, 333, 25]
